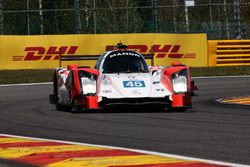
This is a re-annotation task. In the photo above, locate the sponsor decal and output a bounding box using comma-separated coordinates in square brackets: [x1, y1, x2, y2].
[132, 90, 142, 95]
[109, 51, 140, 58]
[12, 46, 78, 61]
[156, 88, 165, 92]
[123, 80, 145, 88]
[102, 90, 112, 93]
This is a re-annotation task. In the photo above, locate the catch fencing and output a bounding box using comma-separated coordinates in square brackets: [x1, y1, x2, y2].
[1, 0, 250, 40]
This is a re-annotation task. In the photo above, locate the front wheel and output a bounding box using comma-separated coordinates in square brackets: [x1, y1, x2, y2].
[166, 105, 188, 112]
[70, 106, 83, 113]
[70, 99, 86, 113]
[56, 103, 70, 111]
[172, 108, 188, 112]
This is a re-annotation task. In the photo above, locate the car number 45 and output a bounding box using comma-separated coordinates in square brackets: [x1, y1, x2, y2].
[123, 81, 145, 88]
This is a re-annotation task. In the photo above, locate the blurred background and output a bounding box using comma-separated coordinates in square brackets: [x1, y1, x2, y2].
[0, 0, 249, 39]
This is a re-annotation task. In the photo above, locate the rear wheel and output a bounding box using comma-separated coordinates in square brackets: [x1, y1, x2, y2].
[70, 97, 87, 113]
[70, 105, 83, 113]
[53, 73, 70, 111]
[56, 103, 70, 111]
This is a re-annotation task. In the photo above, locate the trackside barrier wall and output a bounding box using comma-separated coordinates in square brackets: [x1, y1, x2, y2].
[0, 34, 207, 70]
[208, 40, 250, 66]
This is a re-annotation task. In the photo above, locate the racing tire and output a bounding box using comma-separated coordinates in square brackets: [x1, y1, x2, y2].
[70, 105, 83, 113]
[56, 104, 70, 111]
[53, 73, 70, 111]
[70, 99, 85, 113]
[166, 106, 188, 112]
[173, 108, 187, 112]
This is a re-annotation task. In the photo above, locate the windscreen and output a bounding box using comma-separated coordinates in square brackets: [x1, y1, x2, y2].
[103, 51, 148, 73]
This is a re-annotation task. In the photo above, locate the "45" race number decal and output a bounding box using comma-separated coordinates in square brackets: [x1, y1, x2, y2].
[123, 81, 145, 88]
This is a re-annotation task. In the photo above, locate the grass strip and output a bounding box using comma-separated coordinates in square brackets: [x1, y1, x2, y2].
[0, 69, 53, 84]
[190, 66, 250, 77]
[0, 66, 250, 84]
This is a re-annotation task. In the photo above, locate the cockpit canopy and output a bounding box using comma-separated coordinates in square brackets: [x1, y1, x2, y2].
[101, 50, 149, 73]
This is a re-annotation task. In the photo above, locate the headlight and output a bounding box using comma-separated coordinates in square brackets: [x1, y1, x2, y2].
[81, 77, 97, 95]
[172, 70, 188, 93]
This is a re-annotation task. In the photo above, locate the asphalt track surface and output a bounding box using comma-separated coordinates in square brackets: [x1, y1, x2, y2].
[0, 76, 250, 166]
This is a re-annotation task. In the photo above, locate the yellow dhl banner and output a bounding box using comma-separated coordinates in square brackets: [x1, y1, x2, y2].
[0, 33, 207, 69]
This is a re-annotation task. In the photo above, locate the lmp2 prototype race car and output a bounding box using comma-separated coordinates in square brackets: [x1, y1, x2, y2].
[50, 43, 197, 112]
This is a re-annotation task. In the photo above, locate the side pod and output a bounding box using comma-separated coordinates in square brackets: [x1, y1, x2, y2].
[163, 62, 197, 111]
[69, 66, 100, 111]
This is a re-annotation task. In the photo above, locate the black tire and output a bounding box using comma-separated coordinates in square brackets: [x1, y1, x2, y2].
[70, 100, 85, 113]
[53, 72, 70, 111]
[173, 108, 187, 112]
[166, 105, 188, 112]
[55, 104, 68, 111]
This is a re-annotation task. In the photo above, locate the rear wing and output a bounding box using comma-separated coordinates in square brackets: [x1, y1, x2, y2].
[59, 54, 154, 67]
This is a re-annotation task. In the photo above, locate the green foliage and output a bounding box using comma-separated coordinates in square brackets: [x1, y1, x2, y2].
[0, 70, 53, 84]
[190, 66, 250, 77]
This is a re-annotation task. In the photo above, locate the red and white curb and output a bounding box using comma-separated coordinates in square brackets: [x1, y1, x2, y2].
[0, 134, 248, 167]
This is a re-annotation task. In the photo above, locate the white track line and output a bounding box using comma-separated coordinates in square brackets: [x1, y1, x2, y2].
[0, 133, 249, 167]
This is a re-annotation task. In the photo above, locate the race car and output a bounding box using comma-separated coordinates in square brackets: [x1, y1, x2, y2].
[50, 43, 197, 112]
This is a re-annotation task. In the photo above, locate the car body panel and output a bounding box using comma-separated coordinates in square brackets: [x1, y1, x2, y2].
[50, 44, 197, 112]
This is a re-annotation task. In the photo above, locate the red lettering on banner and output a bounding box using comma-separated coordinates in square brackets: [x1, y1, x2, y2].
[67, 46, 78, 54]
[152, 45, 172, 58]
[152, 45, 184, 58]
[21, 46, 78, 61]
[127, 45, 148, 53]
[14, 44, 189, 62]
[24, 47, 45, 61]
[168, 45, 184, 58]
[44, 46, 68, 60]
[152, 45, 172, 53]
[170, 45, 181, 53]
[54, 46, 78, 60]
[156, 53, 167, 58]
[168, 54, 184, 58]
